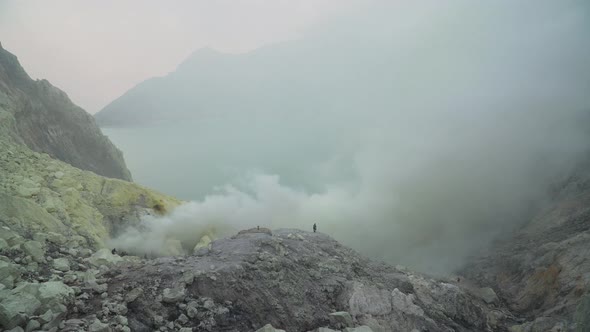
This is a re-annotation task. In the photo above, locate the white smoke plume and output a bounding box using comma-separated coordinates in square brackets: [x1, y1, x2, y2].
[109, 0, 590, 274]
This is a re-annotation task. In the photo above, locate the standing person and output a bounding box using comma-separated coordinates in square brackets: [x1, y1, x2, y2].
[313, 223, 317, 233]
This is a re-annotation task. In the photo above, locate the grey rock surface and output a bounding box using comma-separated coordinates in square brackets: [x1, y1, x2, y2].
[0, 216, 586, 332]
[256, 324, 286, 332]
[21, 241, 45, 263]
[94, 229, 498, 332]
[161, 286, 186, 303]
[328, 312, 353, 328]
[0, 292, 41, 328]
[88, 319, 111, 332]
[575, 295, 590, 332]
[463, 164, 590, 330]
[52, 257, 70, 272]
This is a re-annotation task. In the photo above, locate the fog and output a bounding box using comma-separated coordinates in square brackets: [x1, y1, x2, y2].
[106, 0, 590, 274]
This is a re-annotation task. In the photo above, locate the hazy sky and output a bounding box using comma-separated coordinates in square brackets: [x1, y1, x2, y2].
[0, 0, 365, 113]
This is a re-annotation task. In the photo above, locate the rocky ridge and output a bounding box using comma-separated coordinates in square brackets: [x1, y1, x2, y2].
[0, 42, 132, 181]
[1, 227, 512, 332]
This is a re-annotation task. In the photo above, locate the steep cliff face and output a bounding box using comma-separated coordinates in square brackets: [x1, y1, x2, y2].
[0, 42, 132, 181]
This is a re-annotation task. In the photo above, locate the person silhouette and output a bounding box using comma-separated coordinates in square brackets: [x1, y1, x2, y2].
[313, 223, 317, 233]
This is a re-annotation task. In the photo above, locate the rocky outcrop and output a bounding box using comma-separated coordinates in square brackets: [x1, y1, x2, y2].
[0, 90, 184, 331]
[0, 137, 179, 248]
[0, 237, 76, 330]
[462, 163, 590, 330]
[0, 43, 132, 180]
[79, 229, 509, 332]
[0, 226, 110, 330]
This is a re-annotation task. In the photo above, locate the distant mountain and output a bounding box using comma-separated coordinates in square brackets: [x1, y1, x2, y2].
[94, 41, 361, 127]
[94, 12, 436, 128]
[95, 2, 590, 129]
[0, 42, 132, 180]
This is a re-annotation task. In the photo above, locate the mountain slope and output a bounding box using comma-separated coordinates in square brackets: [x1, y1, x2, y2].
[0, 136, 180, 249]
[0, 42, 132, 181]
[0, 46, 185, 331]
[94, 45, 320, 127]
[462, 159, 590, 330]
[0, 134, 182, 330]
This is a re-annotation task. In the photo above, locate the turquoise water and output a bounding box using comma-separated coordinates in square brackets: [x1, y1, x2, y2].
[102, 116, 357, 200]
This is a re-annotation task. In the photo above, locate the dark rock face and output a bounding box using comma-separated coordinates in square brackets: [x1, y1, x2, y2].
[0, 43, 132, 181]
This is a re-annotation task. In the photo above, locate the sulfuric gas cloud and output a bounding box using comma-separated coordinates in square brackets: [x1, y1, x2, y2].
[109, 0, 590, 274]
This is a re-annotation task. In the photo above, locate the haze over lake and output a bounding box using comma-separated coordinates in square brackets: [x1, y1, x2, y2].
[102, 115, 355, 201]
[99, 0, 590, 273]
